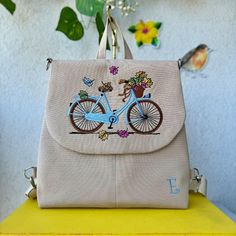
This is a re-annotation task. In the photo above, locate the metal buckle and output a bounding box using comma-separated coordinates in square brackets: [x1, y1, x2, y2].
[193, 168, 202, 182]
[24, 167, 37, 199]
[46, 58, 53, 71]
[24, 166, 37, 180]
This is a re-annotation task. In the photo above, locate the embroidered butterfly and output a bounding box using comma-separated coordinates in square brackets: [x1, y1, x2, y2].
[82, 77, 94, 87]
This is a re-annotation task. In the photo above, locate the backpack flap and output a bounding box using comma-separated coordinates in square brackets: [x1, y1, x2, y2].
[45, 59, 185, 155]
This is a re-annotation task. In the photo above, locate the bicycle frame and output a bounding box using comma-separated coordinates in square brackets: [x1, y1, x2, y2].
[68, 89, 148, 125]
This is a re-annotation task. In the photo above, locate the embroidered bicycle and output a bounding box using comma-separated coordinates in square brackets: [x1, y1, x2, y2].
[67, 79, 163, 134]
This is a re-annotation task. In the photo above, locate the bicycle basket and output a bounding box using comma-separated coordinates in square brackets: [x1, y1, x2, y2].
[133, 85, 145, 98]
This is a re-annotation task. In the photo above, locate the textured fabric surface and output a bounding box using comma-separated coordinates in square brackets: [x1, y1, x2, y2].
[1, 194, 236, 235]
[38, 121, 189, 208]
[37, 120, 189, 208]
[37, 59, 190, 208]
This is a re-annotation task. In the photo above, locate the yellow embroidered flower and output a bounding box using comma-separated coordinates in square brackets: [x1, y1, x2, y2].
[144, 77, 153, 88]
[135, 71, 148, 78]
[128, 20, 162, 47]
[98, 130, 109, 141]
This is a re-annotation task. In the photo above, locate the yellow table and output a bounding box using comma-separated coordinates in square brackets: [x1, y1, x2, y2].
[1, 193, 235, 236]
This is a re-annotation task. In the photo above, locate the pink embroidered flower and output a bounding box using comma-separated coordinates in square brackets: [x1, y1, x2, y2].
[117, 129, 129, 138]
[141, 81, 147, 88]
[109, 65, 119, 75]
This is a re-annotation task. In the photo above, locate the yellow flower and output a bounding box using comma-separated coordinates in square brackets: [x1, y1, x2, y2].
[98, 130, 109, 141]
[135, 71, 148, 78]
[144, 77, 153, 88]
[128, 20, 162, 47]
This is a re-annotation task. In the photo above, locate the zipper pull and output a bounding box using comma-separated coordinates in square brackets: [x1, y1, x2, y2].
[46, 58, 53, 71]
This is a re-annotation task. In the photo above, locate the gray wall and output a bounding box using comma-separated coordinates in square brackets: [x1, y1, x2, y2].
[1, 0, 236, 220]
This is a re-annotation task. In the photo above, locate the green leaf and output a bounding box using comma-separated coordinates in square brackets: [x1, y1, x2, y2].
[136, 41, 143, 47]
[56, 7, 84, 41]
[152, 37, 160, 47]
[155, 22, 162, 29]
[95, 12, 110, 50]
[0, 0, 16, 15]
[134, 77, 142, 84]
[95, 12, 104, 39]
[79, 90, 88, 99]
[76, 0, 104, 17]
[128, 25, 136, 33]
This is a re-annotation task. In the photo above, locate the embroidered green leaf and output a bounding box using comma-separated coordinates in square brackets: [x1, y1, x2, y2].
[0, 0, 16, 15]
[136, 41, 143, 47]
[134, 77, 142, 84]
[155, 22, 162, 29]
[95, 12, 110, 50]
[75, 0, 104, 17]
[128, 25, 136, 33]
[78, 90, 88, 99]
[128, 77, 136, 85]
[152, 38, 160, 47]
[56, 7, 84, 41]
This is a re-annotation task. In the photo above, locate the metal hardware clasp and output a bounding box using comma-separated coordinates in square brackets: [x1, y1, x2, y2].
[24, 167, 37, 199]
[46, 58, 53, 71]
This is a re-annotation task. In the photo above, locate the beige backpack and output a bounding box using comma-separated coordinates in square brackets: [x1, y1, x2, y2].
[35, 16, 204, 208]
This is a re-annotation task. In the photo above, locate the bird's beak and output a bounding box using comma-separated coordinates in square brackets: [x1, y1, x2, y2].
[208, 48, 214, 53]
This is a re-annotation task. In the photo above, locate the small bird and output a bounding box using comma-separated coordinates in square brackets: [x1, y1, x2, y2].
[82, 76, 94, 87]
[179, 44, 212, 72]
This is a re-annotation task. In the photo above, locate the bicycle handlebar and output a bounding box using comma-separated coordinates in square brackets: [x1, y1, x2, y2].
[119, 79, 129, 84]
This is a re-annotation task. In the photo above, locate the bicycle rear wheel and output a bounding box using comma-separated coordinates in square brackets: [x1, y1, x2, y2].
[127, 100, 163, 134]
[69, 98, 105, 133]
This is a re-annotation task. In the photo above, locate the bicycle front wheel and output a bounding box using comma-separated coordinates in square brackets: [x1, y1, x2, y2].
[69, 98, 105, 133]
[127, 100, 163, 134]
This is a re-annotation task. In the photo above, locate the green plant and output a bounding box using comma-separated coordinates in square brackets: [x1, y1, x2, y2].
[56, 0, 138, 45]
[56, 7, 84, 41]
[76, 0, 104, 17]
[0, 0, 16, 15]
[56, 0, 109, 48]
[1, 0, 138, 48]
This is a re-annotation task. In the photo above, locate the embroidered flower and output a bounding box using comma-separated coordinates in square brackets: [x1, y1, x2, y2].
[128, 20, 162, 47]
[141, 81, 147, 89]
[117, 129, 129, 138]
[135, 71, 147, 78]
[98, 130, 109, 141]
[128, 77, 136, 86]
[109, 65, 119, 75]
[127, 71, 153, 89]
[143, 78, 153, 88]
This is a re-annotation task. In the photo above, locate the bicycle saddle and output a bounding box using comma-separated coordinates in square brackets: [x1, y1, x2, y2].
[98, 82, 113, 92]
